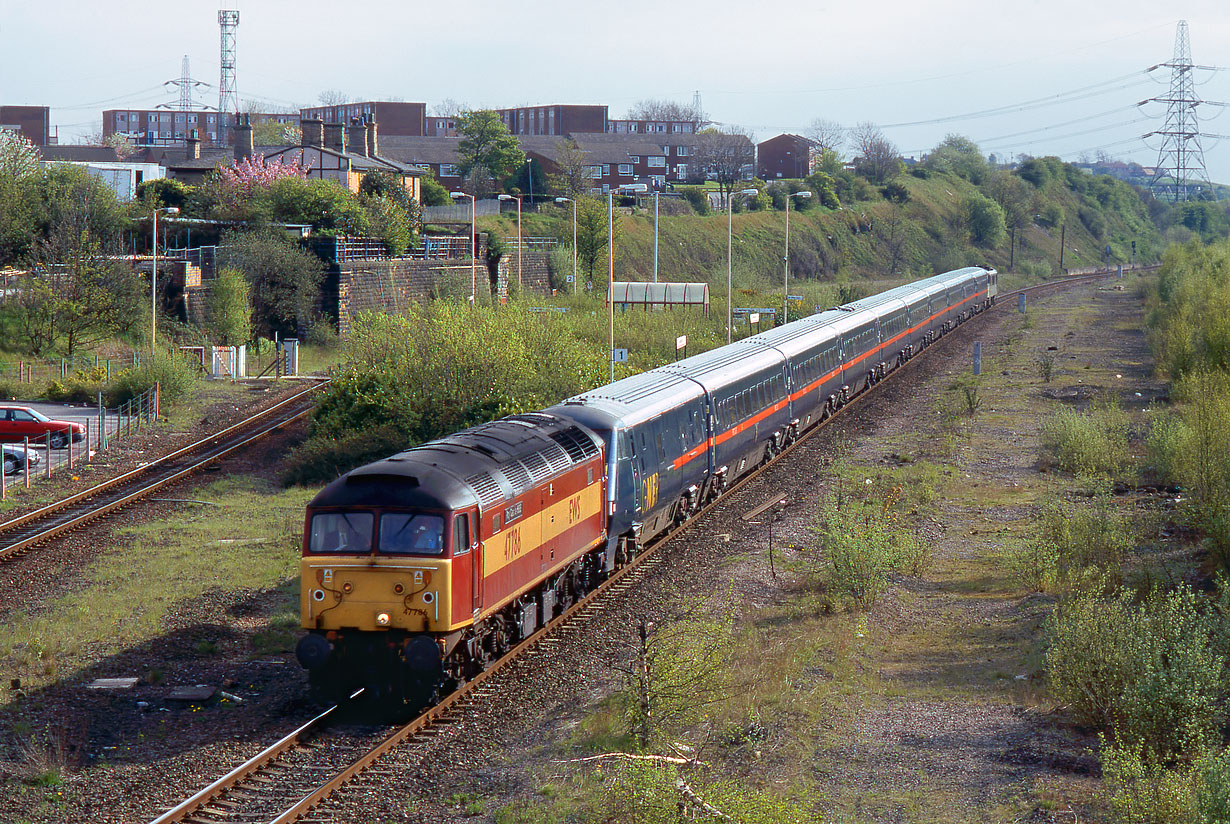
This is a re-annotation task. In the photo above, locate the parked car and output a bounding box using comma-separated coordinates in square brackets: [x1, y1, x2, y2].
[0, 405, 85, 449]
[2, 443, 40, 475]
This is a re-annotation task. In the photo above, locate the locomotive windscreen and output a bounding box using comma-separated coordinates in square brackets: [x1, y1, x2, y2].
[308, 512, 373, 554]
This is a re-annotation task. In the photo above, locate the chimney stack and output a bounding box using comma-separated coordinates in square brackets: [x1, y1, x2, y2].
[233, 114, 254, 162]
[347, 116, 368, 157]
[365, 114, 379, 157]
[302, 118, 324, 148]
[186, 129, 201, 160]
[324, 121, 346, 154]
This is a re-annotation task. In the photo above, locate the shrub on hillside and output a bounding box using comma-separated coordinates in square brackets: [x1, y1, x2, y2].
[281, 424, 409, 486]
[107, 351, 199, 407]
[678, 186, 710, 216]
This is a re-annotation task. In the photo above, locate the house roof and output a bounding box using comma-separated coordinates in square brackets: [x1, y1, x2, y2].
[39, 145, 125, 163]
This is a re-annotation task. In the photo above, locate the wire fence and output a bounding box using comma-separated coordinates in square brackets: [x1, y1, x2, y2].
[0, 383, 160, 501]
[0, 352, 145, 386]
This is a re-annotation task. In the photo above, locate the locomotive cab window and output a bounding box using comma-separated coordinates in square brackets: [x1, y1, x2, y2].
[378, 512, 445, 555]
[453, 514, 471, 555]
[309, 512, 373, 555]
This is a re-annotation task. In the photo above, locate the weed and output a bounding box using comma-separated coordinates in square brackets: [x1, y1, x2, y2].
[1039, 402, 1129, 478]
[1035, 351, 1056, 382]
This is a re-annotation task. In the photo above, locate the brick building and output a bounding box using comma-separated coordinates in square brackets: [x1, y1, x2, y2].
[497, 104, 608, 136]
[0, 105, 51, 145]
[102, 109, 298, 147]
[757, 133, 812, 179]
[299, 101, 426, 137]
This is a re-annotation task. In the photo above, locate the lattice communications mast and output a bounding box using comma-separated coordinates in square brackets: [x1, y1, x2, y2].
[218, 8, 240, 118]
[1147, 20, 1215, 201]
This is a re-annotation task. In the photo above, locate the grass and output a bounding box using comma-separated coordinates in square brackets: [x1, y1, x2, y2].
[515, 280, 1162, 823]
[0, 475, 314, 698]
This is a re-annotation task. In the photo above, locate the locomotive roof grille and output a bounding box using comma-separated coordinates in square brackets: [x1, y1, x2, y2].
[541, 441, 573, 475]
[550, 427, 599, 462]
[465, 472, 504, 507]
[521, 451, 552, 484]
[501, 462, 532, 495]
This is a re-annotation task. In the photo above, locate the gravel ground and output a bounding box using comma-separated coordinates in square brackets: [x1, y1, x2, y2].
[0, 282, 1160, 823]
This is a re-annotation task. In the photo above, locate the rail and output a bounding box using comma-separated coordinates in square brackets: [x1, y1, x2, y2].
[0, 381, 326, 562]
[147, 270, 1122, 823]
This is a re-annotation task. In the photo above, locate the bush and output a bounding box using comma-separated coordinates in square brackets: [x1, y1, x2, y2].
[1046, 586, 1227, 758]
[107, 351, 199, 407]
[1039, 402, 1129, 478]
[678, 186, 711, 216]
[281, 424, 410, 486]
[1100, 738, 1230, 824]
[1013, 491, 1131, 591]
[813, 499, 926, 609]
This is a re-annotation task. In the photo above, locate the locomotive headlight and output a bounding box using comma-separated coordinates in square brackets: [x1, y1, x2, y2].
[422, 591, 435, 604]
[342, 582, 352, 593]
[394, 583, 404, 594]
[376, 612, 391, 626]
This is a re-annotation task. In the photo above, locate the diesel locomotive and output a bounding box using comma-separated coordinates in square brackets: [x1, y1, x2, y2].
[296, 266, 997, 712]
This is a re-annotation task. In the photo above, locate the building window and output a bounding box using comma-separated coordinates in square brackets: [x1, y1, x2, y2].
[602, 164, 610, 176]
[630, 156, 639, 164]
[618, 164, 633, 176]
[440, 164, 459, 177]
[647, 156, 665, 168]
[676, 145, 689, 157]
[675, 164, 688, 178]
[583, 165, 602, 179]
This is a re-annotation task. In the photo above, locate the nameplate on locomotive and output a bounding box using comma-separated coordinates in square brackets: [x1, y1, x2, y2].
[505, 501, 523, 522]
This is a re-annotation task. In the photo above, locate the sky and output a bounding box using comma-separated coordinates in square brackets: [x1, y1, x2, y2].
[4, 0, 1230, 183]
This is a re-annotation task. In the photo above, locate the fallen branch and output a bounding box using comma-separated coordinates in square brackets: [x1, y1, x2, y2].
[552, 752, 692, 766]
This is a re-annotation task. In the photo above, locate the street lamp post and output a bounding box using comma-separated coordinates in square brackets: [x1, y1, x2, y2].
[526, 158, 534, 206]
[555, 197, 577, 294]
[784, 190, 812, 324]
[727, 188, 759, 343]
[608, 191, 615, 382]
[449, 191, 476, 303]
[150, 206, 179, 355]
[497, 193, 522, 295]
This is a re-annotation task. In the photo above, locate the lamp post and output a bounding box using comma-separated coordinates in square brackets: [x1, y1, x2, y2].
[449, 191, 476, 303]
[784, 190, 812, 324]
[526, 158, 534, 206]
[727, 188, 759, 343]
[150, 206, 179, 355]
[497, 193, 522, 295]
[555, 196, 577, 294]
[608, 191, 615, 382]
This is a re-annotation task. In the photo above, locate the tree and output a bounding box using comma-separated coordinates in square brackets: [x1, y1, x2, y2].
[549, 138, 591, 198]
[137, 178, 193, 212]
[806, 117, 845, 153]
[0, 130, 41, 265]
[966, 192, 1007, 247]
[317, 89, 352, 106]
[251, 118, 300, 145]
[454, 110, 524, 196]
[850, 122, 900, 184]
[418, 172, 451, 206]
[359, 169, 422, 253]
[983, 170, 1032, 231]
[625, 98, 705, 123]
[207, 267, 253, 346]
[575, 195, 620, 286]
[923, 134, 989, 184]
[690, 128, 756, 206]
[431, 98, 468, 117]
[216, 230, 325, 337]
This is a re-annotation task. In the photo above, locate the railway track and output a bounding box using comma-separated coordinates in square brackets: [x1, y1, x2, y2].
[146, 269, 1132, 824]
[0, 381, 326, 564]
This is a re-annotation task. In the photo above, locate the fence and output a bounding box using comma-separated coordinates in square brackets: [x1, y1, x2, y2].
[0, 352, 145, 386]
[421, 200, 502, 224]
[501, 236, 559, 251]
[0, 383, 159, 501]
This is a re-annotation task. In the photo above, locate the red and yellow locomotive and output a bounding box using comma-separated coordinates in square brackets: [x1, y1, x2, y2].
[295, 413, 608, 711]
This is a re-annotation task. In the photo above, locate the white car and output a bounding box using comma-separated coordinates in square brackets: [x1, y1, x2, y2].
[2, 443, 41, 476]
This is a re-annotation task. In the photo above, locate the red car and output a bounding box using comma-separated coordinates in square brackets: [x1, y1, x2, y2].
[0, 405, 85, 449]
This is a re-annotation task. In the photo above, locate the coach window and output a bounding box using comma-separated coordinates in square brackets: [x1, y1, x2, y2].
[309, 512, 373, 554]
[378, 513, 445, 555]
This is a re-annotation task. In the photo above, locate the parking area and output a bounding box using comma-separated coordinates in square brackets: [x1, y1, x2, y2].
[2, 401, 106, 479]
